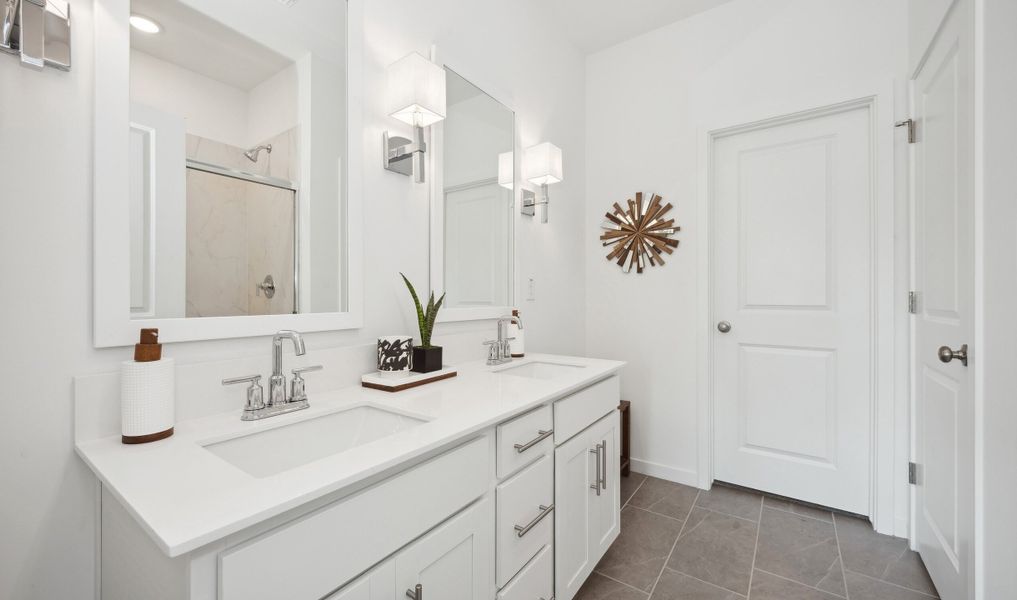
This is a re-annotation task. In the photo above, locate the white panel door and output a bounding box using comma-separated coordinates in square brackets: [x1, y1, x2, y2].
[912, 0, 975, 597]
[444, 181, 511, 307]
[713, 103, 873, 514]
[395, 496, 493, 600]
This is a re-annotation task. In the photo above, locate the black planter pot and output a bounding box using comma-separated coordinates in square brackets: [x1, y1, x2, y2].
[411, 346, 443, 373]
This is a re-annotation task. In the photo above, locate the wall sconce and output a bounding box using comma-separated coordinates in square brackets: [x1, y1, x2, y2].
[383, 52, 446, 183]
[497, 152, 513, 190]
[523, 142, 563, 223]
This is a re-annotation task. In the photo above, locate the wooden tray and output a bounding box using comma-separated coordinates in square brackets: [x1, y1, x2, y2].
[361, 366, 458, 392]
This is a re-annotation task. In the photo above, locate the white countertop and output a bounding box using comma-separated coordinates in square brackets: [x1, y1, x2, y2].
[75, 354, 624, 557]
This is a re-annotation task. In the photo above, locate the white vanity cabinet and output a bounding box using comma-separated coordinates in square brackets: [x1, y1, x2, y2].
[90, 366, 624, 600]
[553, 378, 622, 600]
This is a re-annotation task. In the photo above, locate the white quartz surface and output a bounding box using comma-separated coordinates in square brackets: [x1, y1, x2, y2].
[75, 354, 623, 557]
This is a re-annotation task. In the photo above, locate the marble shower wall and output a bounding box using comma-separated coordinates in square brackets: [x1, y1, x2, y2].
[184, 128, 299, 317]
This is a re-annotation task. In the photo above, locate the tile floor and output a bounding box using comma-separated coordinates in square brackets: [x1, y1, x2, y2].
[577, 474, 939, 600]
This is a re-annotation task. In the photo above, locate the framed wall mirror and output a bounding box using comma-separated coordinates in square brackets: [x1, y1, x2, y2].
[430, 64, 515, 321]
[94, 0, 363, 346]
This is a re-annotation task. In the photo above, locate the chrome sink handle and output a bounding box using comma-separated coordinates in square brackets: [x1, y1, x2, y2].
[222, 374, 265, 413]
[290, 365, 323, 403]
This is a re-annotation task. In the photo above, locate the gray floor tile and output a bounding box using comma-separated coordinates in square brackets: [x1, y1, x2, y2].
[596, 506, 685, 592]
[650, 569, 744, 599]
[833, 513, 908, 579]
[883, 549, 939, 596]
[762, 496, 833, 522]
[575, 573, 649, 600]
[667, 508, 757, 596]
[755, 508, 845, 597]
[694, 485, 762, 521]
[621, 473, 648, 506]
[628, 477, 699, 521]
[844, 571, 939, 600]
[749, 570, 843, 600]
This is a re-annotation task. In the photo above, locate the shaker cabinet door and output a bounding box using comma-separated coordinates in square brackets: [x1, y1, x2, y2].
[395, 496, 494, 600]
[589, 411, 621, 560]
[326, 561, 395, 600]
[554, 427, 597, 600]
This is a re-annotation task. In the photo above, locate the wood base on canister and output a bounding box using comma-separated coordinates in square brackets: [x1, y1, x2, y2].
[122, 427, 174, 445]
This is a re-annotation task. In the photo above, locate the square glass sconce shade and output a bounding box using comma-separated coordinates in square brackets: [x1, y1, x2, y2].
[387, 52, 447, 127]
[524, 142, 563, 185]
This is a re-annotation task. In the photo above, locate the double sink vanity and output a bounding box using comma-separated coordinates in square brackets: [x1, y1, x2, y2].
[76, 354, 624, 600]
[82, 0, 621, 597]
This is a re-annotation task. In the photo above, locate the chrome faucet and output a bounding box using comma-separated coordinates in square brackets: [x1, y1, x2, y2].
[222, 330, 322, 421]
[270, 330, 306, 405]
[485, 316, 521, 365]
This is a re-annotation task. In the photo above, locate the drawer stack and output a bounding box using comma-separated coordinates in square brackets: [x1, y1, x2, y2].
[495, 405, 554, 597]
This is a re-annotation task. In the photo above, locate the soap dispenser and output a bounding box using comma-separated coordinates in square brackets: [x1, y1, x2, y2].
[120, 328, 175, 444]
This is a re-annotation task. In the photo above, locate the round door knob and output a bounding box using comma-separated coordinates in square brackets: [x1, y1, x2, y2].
[717, 321, 732, 333]
[938, 344, 968, 366]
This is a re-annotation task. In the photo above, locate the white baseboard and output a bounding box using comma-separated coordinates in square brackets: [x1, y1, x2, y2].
[629, 458, 700, 488]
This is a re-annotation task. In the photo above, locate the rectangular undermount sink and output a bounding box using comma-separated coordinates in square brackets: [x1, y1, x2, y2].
[495, 361, 586, 380]
[204, 406, 427, 478]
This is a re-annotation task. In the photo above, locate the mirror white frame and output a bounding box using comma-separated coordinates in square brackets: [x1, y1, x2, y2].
[429, 48, 517, 322]
[93, 0, 364, 347]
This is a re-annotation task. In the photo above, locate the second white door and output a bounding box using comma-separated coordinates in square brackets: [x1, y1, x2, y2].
[712, 102, 873, 514]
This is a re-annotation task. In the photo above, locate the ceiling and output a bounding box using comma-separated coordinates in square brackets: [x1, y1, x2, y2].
[130, 0, 345, 91]
[131, 0, 291, 90]
[551, 0, 736, 54]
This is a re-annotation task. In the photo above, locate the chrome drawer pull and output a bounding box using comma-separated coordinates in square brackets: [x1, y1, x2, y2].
[601, 439, 608, 490]
[405, 584, 422, 600]
[514, 504, 554, 538]
[514, 429, 553, 453]
[589, 443, 603, 495]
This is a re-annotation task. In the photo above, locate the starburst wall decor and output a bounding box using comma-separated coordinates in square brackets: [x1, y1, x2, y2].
[600, 192, 680, 273]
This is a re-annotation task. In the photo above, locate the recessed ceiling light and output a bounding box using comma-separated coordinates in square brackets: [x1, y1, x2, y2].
[129, 14, 162, 34]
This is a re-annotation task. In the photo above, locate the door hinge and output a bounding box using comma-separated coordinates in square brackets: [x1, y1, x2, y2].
[895, 119, 916, 143]
[909, 462, 918, 485]
[908, 291, 919, 314]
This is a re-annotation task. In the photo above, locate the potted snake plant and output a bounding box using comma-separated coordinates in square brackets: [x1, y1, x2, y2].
[400, 273, 446, 373]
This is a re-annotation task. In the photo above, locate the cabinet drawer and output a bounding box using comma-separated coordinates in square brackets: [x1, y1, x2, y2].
[554, 375, 620, 444]
[497, 545, 553, 600]
[497, 405, 553, 478]
[496, 454, 553, 587]
[219, 436, 490, 600]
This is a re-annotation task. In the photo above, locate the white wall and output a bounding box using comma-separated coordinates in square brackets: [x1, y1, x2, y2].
[247, 62, 300, 147]
[0, 1, 586, 598]
[130, 49, 251, 149]
[977, 0, 1017, 595]
[583, 0, 908, 525]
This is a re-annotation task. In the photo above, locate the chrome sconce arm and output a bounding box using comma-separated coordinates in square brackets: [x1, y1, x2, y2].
[383, 125, 428, 183]
[1, 0, 71, 71]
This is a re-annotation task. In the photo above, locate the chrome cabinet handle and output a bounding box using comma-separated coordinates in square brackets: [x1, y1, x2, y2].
[514, 504, 554, 538]
[589, 444, 602, 496]
[601, 439, 608, 490]
[514, 429, 553, 453]
[938, 344, 968, 366]
[405, 584, 422, 600]
[717, 321, 732, 333]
